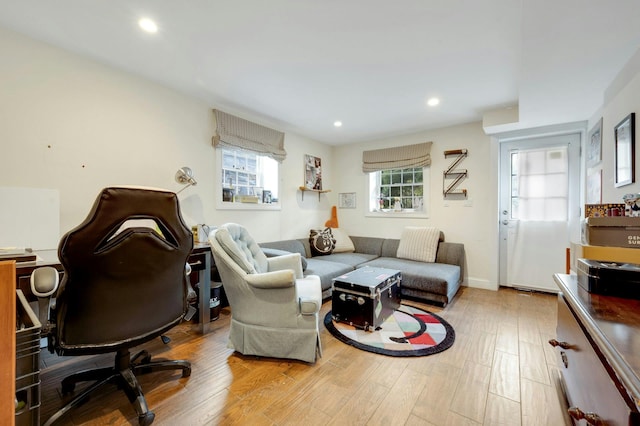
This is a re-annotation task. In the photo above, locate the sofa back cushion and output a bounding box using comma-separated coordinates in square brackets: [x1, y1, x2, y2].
[349, 236, 385, 256]
[381, 239, 400, 257]
[259, 239, 307, 258]
[329, 228, 355, 253]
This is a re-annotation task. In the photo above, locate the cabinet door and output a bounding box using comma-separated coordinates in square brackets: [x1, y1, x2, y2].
[556, 295, 634, 425]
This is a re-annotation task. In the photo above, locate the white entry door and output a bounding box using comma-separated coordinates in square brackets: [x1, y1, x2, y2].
[499, 133, 580, 293]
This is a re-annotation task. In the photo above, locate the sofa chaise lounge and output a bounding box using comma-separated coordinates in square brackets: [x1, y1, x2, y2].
[259, 232, 464, 306]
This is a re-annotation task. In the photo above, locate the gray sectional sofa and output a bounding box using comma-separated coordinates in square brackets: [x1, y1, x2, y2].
[259, 234, 465, 306]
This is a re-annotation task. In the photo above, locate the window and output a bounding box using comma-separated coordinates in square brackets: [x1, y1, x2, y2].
[368, 167, 429, 216]
[217, 148, 279, 209]
[510, 146, 568, 221]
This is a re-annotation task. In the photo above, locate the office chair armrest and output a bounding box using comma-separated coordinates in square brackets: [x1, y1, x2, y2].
[246, 269, 296, 289]
[267, 253, 304, 279]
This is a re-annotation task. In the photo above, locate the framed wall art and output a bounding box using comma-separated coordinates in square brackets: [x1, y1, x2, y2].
[586, 169, 602, 204]
[587, 117, 602, 167]
[338, 192, 356, 209]
[304, 154, 322, 190]
[614, 112, 635, 187]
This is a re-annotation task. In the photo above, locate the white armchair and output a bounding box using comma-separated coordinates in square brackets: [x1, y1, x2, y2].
[209, 223, 322, 363]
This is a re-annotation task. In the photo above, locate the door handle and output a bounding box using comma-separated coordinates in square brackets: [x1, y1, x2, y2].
[502, 220, 509, 225]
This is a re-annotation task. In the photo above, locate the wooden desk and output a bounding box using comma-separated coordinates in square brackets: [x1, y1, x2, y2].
[14, 246, 215, 334]
[553, 273, 640, 425]
[191, 243, 214, 334]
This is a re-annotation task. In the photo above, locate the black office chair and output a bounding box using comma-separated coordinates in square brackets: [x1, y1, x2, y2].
[42, 187, 194, 426]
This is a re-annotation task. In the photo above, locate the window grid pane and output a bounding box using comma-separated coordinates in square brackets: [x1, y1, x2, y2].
[374, 167, 424, 212]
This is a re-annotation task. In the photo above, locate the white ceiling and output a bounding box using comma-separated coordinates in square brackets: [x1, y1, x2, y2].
[1, 0, 639, 145]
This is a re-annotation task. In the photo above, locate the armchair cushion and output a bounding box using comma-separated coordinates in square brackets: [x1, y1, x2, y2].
[245, 270, 296, 289]
[262, 247, 308, 271]
[267, 252, 304, 279]
[215, 223, 268, 273]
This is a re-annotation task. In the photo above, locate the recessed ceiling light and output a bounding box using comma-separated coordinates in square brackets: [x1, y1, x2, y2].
[427, 97, 440, 107]
[334, 121, 343, 127]
[138, 18, 158, 33]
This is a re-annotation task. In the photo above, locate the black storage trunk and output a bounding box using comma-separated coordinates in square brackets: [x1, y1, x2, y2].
[331, 267, 401, 331]
[577, 258, 640, 299]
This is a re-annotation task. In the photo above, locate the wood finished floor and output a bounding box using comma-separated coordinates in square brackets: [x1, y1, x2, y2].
[38, 287, 569, 425]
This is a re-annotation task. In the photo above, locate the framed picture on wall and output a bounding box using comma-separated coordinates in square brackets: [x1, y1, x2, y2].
[338, 192, 356, 209]
[614, 112, 635, 187]
[304, 154, 322, 190]
[586, 169, 602, 204]
[587, 118, 602, 167]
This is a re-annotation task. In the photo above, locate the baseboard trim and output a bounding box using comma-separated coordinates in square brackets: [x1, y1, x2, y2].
[463, 278, 497, 291]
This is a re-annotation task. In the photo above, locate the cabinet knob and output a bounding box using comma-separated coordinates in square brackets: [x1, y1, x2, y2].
[567, 407, 605, 426]
[548, 339, 574, 350]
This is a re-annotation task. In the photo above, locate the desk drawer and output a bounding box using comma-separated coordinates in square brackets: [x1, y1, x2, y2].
[188, 252, 207, 272]
[556, 294, 635, 425]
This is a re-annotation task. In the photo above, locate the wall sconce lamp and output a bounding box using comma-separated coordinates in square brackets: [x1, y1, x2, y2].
[175, 166, 197, 193]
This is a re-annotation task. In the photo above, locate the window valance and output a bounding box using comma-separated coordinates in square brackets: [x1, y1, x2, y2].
[362, 142, 432, 173]
[212, 109, 287, 162]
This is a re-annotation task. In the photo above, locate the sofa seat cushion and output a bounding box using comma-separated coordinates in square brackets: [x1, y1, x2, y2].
[304, 258, 353, 293]
[361, 257, 460, 298]
[317, 252, 378, 268]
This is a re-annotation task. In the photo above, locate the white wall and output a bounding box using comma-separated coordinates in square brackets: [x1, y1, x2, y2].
[589, 46, 640, 202]
[3, 24, 637, 291]
[0, 27, 331, 245]
[332, 122, 496, 289]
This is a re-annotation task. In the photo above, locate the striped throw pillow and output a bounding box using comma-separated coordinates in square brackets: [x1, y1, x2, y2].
[396, 226, 440, 263]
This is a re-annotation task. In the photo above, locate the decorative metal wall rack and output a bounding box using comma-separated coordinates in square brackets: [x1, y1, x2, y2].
[443, 149, 468, 197]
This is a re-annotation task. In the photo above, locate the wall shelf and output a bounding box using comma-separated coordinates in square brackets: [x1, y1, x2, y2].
[299, 186, 331, 201]
[443, 149, 468, 197]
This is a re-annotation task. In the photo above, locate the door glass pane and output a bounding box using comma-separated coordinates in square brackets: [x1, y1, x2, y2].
[511, 146, 568, 221]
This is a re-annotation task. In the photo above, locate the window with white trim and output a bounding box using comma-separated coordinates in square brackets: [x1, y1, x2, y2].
[218, 147, 279, 208]
[368, 167, 429, 215]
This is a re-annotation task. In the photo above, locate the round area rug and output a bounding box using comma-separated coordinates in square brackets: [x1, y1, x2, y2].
[324, 304, 455, 357]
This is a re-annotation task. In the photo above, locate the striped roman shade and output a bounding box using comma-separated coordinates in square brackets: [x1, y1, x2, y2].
[212, 109, 287, 162]
[362, 142, 432, 173]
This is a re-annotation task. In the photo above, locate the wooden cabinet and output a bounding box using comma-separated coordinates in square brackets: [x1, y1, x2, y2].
[553, 274, 640, 425]
[1, 261, 16, 426]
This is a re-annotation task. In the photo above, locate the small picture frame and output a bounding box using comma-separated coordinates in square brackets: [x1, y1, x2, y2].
[614, 113, 635, 187]
[338, 192, 356, 209]
[586, 169, 602, 204]
[587, 118, 602, 167]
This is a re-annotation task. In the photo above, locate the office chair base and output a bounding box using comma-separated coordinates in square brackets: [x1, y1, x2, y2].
[43, 348, 191, 426]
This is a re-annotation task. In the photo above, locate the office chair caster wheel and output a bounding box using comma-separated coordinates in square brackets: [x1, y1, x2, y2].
[138, 411, 155, 426]
[182, 366, 192, 378]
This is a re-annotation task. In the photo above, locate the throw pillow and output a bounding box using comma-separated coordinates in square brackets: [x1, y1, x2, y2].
[330, 228, 355, 253]
[397, 226, 440, 263]
[309, 228, 336, 256]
